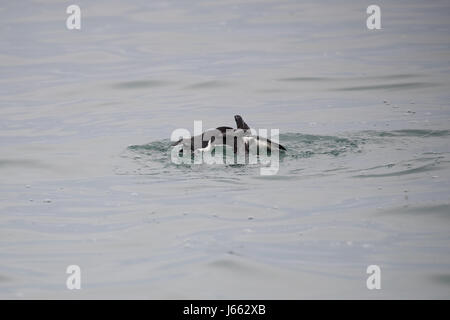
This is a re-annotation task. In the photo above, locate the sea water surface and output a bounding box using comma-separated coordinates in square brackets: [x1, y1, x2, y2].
[1, 0, 450, 298]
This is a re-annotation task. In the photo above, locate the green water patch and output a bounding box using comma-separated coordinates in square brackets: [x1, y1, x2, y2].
[127, 132, 362, 166]
[280, 133, 361, 158]
[124, 129, 447, 177]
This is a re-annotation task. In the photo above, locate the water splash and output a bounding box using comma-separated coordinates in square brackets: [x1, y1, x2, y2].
[120, 129, 450, 179]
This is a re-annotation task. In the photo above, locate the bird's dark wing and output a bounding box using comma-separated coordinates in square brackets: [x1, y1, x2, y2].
[215, 126, 234, 133]
[234, 115, 250, 130]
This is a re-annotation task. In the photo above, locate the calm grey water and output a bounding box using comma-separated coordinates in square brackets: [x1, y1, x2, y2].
[1, 0, 450, 298]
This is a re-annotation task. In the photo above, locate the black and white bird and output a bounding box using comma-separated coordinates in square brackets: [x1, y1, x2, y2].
[172, 115, 286, 155]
